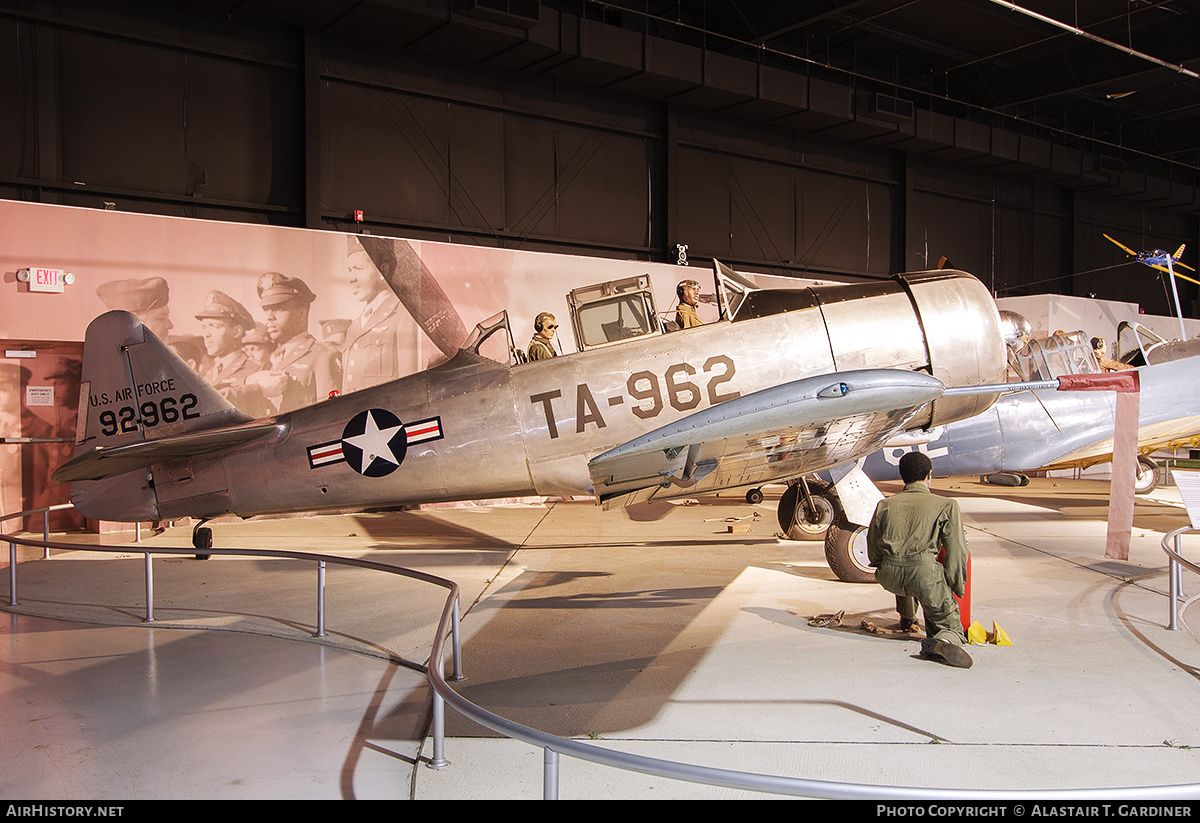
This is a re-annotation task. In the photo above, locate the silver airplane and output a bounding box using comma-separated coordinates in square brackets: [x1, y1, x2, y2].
[785, 329, 1200, 582]
[52, 261, 1010, 580]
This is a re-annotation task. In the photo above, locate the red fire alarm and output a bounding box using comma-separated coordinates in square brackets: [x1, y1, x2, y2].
[353, 210, 364, 223]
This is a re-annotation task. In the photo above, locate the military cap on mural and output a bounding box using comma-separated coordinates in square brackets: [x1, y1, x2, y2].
[319, 318, 351, 345]
[242, 323, 276, 350]
[95, 277, 169, 312]
[195, 290, 255, 330]
[257, 272, 316, 308]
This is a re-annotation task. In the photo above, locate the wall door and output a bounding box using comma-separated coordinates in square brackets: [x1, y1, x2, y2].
[1, 340, 86, 531]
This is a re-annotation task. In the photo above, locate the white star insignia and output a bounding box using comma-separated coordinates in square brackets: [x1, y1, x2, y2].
[344, 410, 404, 468]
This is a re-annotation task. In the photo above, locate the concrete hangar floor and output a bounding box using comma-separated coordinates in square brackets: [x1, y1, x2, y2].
[2, 478, 1198, 800]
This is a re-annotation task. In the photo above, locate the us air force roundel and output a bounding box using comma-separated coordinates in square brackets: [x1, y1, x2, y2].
[341, 408, 407, 477]
[306, 410, 445, 477]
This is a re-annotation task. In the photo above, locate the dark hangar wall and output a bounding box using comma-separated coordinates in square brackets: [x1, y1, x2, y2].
[0, 0, 1196, 318]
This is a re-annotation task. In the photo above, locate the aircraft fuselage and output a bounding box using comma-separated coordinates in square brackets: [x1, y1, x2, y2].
[66, 269, 1008, 522]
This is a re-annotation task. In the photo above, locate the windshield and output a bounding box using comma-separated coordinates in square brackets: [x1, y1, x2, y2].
[460, 310, 517, 365]
[1116, 321, 1165, 366]
[575, 292, 656, 346]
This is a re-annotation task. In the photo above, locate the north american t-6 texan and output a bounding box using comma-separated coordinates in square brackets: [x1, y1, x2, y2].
[53, 259, 1085, 581]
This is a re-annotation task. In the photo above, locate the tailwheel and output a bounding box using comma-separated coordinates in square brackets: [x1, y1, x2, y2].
[192, 521, 213, 560]
[824, 518, 875, 583]
[777, 481, 840, 540]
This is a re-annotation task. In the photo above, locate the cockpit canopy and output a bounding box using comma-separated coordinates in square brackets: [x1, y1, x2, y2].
[1007, 330, 1099, 381]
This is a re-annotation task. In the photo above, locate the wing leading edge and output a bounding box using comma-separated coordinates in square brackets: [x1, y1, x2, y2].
[588, 368, 945, 508]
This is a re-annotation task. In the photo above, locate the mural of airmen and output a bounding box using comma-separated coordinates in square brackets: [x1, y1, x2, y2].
[168, 336, 206, 373]
[242, 324, 276, 369]
[95, 276, 210, 374]
[3, 365, 52, 531]
[0, 364, 26, 520]
[96, 276, 173, 339]
[320, 318, 351, 349]
[195, 290, 273, 417]
[341, 236, 409, 394]
[248, 272, 342, 413]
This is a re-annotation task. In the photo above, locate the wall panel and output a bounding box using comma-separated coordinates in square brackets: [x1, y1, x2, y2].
[323, 82, 451, 227]
[58, 32, 188, 195]
[0, 18, 34, 180]
[555, 125, 651, 249]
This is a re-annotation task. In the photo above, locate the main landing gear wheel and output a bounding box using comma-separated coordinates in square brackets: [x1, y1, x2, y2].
[777, 482, 839, 541]
[824, 518, 876, 584]
[745, 487, 764, 504]
[1135, 456, 1159, 495]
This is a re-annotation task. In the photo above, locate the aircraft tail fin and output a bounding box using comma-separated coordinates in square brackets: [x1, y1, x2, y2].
[58, 311, 252, 520]
[1175, 243, 1187, 261]
[73, 311, 250, 451]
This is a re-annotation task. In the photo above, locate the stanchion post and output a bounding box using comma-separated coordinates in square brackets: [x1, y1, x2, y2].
[450, 596, 464, 681]
[315, 560, 326, 638]
[544, 748, 559, 800]
[8, 541, 16, 606]
[428, 691, 449, 769]
[144, 553, 155, 623]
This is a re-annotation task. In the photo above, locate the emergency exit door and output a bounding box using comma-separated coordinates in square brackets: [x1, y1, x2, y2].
[1, 340, 86, 531]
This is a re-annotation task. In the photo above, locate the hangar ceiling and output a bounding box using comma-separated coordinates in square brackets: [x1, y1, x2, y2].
[5, 0, 1199, 304]
[600, 0, 1200, 168]
[186, 0, 1200, 187]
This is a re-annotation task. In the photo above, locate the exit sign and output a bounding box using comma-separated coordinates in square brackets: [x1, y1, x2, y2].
[29, 267, 65, 293]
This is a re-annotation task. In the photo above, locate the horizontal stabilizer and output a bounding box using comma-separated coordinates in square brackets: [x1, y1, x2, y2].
[588, 368, 944, 508]
[52, 422, 285, 482]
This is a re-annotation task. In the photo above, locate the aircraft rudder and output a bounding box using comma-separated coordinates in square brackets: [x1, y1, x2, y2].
[75, 310, 247, 454]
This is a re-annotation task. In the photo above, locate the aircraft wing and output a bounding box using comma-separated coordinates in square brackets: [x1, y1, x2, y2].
[51, 422, 286, 483]
[588, 369, 945, 508]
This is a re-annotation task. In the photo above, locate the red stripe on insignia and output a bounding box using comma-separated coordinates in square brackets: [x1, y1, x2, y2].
[308, 443, 345, 467]
[406, 423, 439, 439]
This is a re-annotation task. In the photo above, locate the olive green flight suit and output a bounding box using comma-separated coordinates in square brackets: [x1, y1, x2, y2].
[867, 483, 968, 644]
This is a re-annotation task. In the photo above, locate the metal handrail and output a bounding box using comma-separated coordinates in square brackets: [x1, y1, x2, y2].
[1161, 526, 1200, 631]
[2, 511, 464, 677]
[5, 508, 1200, 799]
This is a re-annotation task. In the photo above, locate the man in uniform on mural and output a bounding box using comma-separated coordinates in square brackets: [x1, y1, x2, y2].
[247, 272, 342, 413]
[341, 236, 409, 394]
[195, 290, 272, 417]
[242, 324, 276, 369]
[527, 312, 559, 361]
[94, 276, 210, 374]
[96, 276, 174, 340]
